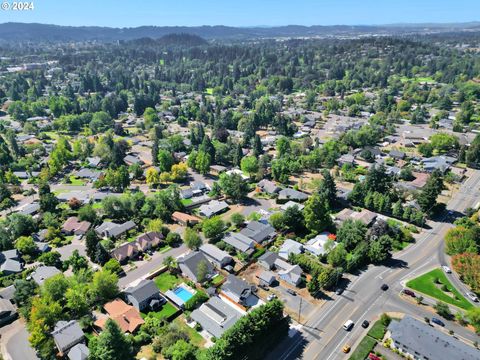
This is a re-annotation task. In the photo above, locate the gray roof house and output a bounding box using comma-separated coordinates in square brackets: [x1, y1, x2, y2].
[278, 239, 304, 260]
[0, 285, 16, 303]
[221, 275, 253, 305]
[389, 149, 406, 160]
[31, 266, 61, 286]
[190, 296, 243, 338]
[124, 279, 166, 312]
[258, 251, 279, 270]
[199, 244, 233, 268]
[387, 316, 480, 360]
[95, 220, 136, 238]
[0, 259, 23, 275]
[67, 343, 89, 360]
[240, 221, 276, 244]
[275, 259, 303, 287]
[0, 299, 17, 326]
[256, 270, 276, 286]
[278, 188, 309, 202]
[199, 200, 229, 218]
[257, 179, 280, 195]
[51, 320, 85, 355]
[223, 233, 255, 255]
[178, 252, 216, 283]
[422, 155, 456, 173]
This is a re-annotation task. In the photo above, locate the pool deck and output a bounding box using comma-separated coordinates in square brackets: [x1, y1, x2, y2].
[165, 283, 197, 308]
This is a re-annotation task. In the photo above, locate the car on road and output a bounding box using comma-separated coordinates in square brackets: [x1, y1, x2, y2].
[361, 320, 370, 328]
[343, 320, 354, 331]
[267, 294, 277, 301]
[467, 292, 479, 302]
[286, 289, 296, 296]
[335, 288, 344, 295]
[402, 289, 416, 297]
[381, 284, 389, 291]
[442, 265, 452, 274]
[368, 353, 381, 360]
[342, 344, 351, 353]
[431, 317, 445, 327]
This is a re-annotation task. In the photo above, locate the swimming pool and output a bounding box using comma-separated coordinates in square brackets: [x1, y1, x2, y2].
[173, 286, 195, 302]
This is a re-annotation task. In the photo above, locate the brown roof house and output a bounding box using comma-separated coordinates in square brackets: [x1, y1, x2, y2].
[110, 242, 139, 264]
[94, 299, 144, 334]
[62, 217, 91, 236]
[135, 231, 164, 251]
[172, 211, 201, 226]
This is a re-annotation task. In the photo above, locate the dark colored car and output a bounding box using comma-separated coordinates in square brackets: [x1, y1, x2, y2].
[431, 317, 445, 327]
[286, 289, 297, 296]
[361, 320, 370, 328]
[402, 289, 416, 297]
[381, 284, 389, 291]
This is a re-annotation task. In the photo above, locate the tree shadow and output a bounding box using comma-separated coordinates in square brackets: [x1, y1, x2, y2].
[383, 258, 409, 269]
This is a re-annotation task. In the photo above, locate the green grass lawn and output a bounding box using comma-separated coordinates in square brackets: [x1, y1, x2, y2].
[367, 320, 387, 340]
[67, 175, 85, 186]
[406, 268, 473, 310]
[211, 274, 225, 286]
[143, 302, 179, 320]
[348, 336, 377, 360]
[154, 272, 182, 292]
[173, 317, 205, 347]
[205, 87, 213, 95]
[181, 198, 193, 206]
[92, 202, 103, 210]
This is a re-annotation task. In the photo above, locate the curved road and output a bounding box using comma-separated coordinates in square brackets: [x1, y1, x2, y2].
[269, 169, 480, 360]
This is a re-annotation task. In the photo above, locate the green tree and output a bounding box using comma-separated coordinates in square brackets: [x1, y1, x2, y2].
[184, 227, 202, 250]
[15, 236, 36, 257]
[337, 219, 366, 251]
[240, 156, 259, 178]
[303, 193, 332, 233]
[89, 270, 119, 306]
[158, 150, 174, 173]
[467, 307, 480, 333]
[163, 339, 197, 360]
[89, 319, 133, 360]
[434, 301, 453, 320]
[219, 172, 249, 202]
[202, 217, 225, 240]
[417, 170, 445, 213]
[195, 151, 211, 174]
[196, 260, 209, 283]
[230, 213, 245, 228]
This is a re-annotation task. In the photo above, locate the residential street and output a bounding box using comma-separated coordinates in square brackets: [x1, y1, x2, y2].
[268, 169, 480, 360]
[0, 320, 38, 360]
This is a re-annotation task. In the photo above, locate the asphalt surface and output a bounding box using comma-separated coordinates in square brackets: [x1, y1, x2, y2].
[268, 169, 480, 360]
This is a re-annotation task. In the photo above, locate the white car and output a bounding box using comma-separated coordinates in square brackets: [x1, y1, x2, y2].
[442, 265, 452, 274]
[267, 294, 277, 301]
[467, 292, 479, 302]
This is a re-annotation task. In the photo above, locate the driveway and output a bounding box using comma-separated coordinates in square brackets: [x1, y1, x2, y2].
[272, 284, 315, 322]
[0, 320, 38, 360]
[56, 236, 88, 261]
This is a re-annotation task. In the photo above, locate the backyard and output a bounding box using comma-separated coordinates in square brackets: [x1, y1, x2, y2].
[406, 268, 473, 310]
[142, 302, 179, 320]
[154, 271, 182, 292]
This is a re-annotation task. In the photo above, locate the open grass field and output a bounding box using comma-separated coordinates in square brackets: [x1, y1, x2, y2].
[406, 268, 473, 310]
[348, 335, 377, 360]
[367, 320, 387, 340]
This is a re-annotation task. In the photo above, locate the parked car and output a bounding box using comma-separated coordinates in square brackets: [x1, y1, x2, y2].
[342, 344, 351, 353]
[402, 289, 416, 297]
[286, 289, 297, 296]
[442, 265, 452, 274]
[431, 317, 445, 327]
[361, 320, 370, 328]
[381, 284, 389, 291]
[343, 320, 354, 331]
[335, 288, 344, 295]
[368, 353, 381, 360]
[467, 292, 479, 302]
[267, 294, 277, 301]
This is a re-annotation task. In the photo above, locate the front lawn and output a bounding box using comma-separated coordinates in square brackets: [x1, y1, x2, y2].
[181, 198, 193, 206]
[67, 175, 85, 186]
[406, 268, 473, 310]
[348, 336, 376, 360]
[154, 272, 182, 292]
[367, 320, 387, 340]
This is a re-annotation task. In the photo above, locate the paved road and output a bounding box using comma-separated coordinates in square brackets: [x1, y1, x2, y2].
[268, 169, 480, 360]
[0, 320, 38, 360]
[118, 244, 188, 288]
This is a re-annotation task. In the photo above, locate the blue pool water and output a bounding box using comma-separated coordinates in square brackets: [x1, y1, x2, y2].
[174, 286, 194, 302]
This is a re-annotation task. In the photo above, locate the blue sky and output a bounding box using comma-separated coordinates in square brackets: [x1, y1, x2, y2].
[0, 0, 478, 27]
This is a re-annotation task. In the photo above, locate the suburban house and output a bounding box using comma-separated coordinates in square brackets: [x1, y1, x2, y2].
[95, 220, 136, 239]
[275, 258, 303, 287]
[422, 155, 456, 173]
[51, 320, 85, 356]
[223, 232, 255, 255]
[135, 231, 163, 252]
[280, 200, 305, 211]
[220, 275, 254, 306]
[199, 244, 233, 269]
[199, 200, 229, 218]
[94, 299, 144, 334]
[258, 251, 279, 270]
[0, 299, 17, 326]
[335, 208, 377, 226]
[31, 266, 62, 286]
[61, 217, 91, 236]
[0, 285, 15, 303]
[0, 250, 23, 275]
[256, 270, 276, 286]
[124, 279, 166, 312]
[386, 316, 479, 360]
[178, 251, 216, 283]
[389, 149, 406, 160]
[190, 296, 243, 338]
[67, 343, 89, 360]
[171, 211, 201, 226]
[337, 153, 356, 166]
[110, 242, 138, 263]
[210, 165, 227, 176]
[75, 168, 102, 181]
[256, 179, 280, 195]
[278, 188, 309, 202]
[278, 239, 304, 260]
[304, 232, 337, 256]
[239, 221, 276, 244]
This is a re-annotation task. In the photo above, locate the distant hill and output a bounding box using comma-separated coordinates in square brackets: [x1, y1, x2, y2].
[0, 22, 479, 43]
